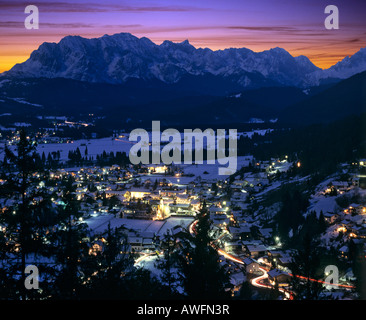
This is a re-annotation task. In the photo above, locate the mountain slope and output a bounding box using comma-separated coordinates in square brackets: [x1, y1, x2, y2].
[1, 73, 365, 128]
[279, 70, 366, 125]
[306, 47, 366, 86]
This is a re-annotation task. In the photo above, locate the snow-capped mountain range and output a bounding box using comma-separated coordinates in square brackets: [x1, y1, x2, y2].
[3, 32, 366, 88]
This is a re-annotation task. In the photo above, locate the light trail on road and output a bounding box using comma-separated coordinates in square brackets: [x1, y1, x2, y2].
[134, 251, 162, 266]
[250, 267, 292, 299]
[288, 273, 355, 289]
[187, 218, 355, 299]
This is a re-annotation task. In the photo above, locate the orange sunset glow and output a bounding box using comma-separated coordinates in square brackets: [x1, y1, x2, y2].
[1, 0, 366, 73]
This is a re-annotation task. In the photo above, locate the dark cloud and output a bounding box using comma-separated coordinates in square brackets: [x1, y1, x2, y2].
[225, 26, 298, 31]
[0, 21, 142, 29]
[346, 38, 361, 43]
[0, 1, 209, 13]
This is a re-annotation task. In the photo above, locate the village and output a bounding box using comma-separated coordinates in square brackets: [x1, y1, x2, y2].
[20, 146, 363, 299]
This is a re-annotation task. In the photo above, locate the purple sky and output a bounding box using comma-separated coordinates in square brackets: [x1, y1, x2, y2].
[0, 0, 366, 72]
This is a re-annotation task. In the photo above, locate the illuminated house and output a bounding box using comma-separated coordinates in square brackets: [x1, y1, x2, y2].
[242, 241, 267, 258]
[348, 203, 362, 215]
[224, 240, 242, 253]
[123, 188, 150, 201]
[228, 226, 241, 241]
[323, 212, 339, 224]
[209, 206, 227, 215]
[239, 225, 252, 241]
[230, 272, 246, 294]
[89, 240, 104, 256]
[147, 165, 168, 174]
[332, 181, 349, 192]
[359, 159, 366, 167]
[258, 228, 273, 243]
[169, 203, 191, 213]
[243, 257, 260, 274]
[267, 269, 291, 287]
[339, 245, 349, 259]
[128, 237, 143, 252]
[142, 238, 155, 252]
[190, 198, 201, 211]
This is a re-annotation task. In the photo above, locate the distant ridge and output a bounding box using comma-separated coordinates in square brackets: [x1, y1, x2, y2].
[3, 32, 321, 89]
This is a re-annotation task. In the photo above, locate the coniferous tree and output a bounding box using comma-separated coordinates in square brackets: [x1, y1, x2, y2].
[51, 177, 89, 298]
[155, 229, 179, 298]
[41, 151, 46, 165]
[289, 234, 325, 300]
[176, 204, 232, 299]
[0, 129, 53, 299]
[266, 278, 280, 300]
[348, 239, 366, 299]
[276, 188, 308, 241]
[354, 258, 366, 299]
[80, 224, 135, 299]
[238, 279, 253, 300]
[318, 211, 327, 234]
[47, 152, 53, 167]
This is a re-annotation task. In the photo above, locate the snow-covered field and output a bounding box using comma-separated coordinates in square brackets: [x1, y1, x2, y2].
[0, 129, 268, 162]
[307, 195, 340, 217]
[84, 214, 194, 236]
[0, 136, 134, 161]
[36, 137, 133, 160]
[176, 156, 253, 180]
[1, 132, 257, 181]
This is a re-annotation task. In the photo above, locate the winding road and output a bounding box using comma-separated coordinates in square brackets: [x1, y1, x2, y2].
[135, 218, 354, 300]
[189, 219, 355, 299]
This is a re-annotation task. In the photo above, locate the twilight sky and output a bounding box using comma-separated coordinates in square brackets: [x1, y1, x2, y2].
[0, 0, 366, 73]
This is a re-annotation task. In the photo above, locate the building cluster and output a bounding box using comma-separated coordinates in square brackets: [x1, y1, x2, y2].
[2, 138, 365, 298]
[43, 157, 298, 289]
